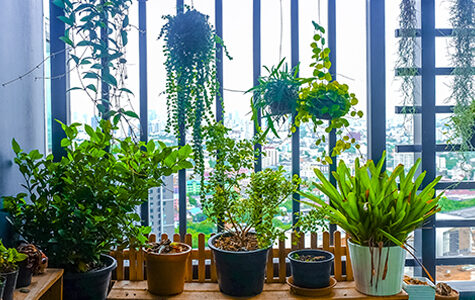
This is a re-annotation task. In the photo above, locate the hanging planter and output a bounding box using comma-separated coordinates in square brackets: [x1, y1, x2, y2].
[249, 58, 300, 137]
[446, 0, 475, 152]
[160, 7, 229, 181]
[294, 22, 363, 164]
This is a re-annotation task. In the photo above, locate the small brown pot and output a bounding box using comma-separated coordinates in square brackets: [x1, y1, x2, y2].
[145, 243, 191, 296]
[436, 290, 459, 300]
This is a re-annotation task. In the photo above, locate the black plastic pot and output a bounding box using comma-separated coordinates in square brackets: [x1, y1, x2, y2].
[63, 254, 117, 300]
[288, 249, 334, 289]
[16, 264, 33, 288]
[208, 233, 270, 297]
[0, 275, 6, 300]
[0, 269, 19, 300]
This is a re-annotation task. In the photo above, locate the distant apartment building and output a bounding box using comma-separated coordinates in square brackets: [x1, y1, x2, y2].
[148, 176, 175, 237]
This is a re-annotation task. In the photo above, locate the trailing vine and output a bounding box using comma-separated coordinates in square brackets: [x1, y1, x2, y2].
[446, 0, 475, 152]
[159, 7, 229, 181]
[294, 22, 363, 164]
[396, 0, 418, 128]
[54, 0, 138, 137]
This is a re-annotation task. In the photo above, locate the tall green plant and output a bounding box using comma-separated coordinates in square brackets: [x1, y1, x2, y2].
[159, 8, 229, 182]
[300, 152, 442, 248]
[4, 120, 192, 272]
[447, 0, 475, 151]
[203, 123, 299, 249]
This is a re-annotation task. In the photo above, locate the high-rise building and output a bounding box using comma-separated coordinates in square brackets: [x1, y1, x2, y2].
[148, 176, 175, 237]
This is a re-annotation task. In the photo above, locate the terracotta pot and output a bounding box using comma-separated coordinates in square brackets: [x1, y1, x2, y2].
[145, 243, 191, 296]
[436, 290, 459, 300]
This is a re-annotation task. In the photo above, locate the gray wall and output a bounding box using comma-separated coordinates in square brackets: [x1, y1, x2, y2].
[0, 0, 45, 241]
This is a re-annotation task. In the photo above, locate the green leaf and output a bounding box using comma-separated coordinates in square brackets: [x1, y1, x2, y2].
[59, 36, 74, 47]
[58, 16, 74, 26]
[12, 139, 21, 154]
[102, 73, 117, 86]
[52, 0, 65, 8]
[124, 110, 138, 119]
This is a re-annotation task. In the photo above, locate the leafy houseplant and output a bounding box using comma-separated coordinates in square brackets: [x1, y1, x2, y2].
[250, 58, 301, 137]
[4, 120, 192, 300]
[294, 22, 363, 163]
[0, 240, 27, 300]
[204, 123, 299, 296]
[300, 152, 442, 296]
[159, 7, 229, 181]
[446, 0, 475, 153]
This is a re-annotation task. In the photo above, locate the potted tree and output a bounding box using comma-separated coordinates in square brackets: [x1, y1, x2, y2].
[0, 240, 27, 300]
[145, 239, 191, 295]
[249, 58, 301, 137]
[4, 120, 192, 300]
[203, 123, 299, 297]
[299, 152, 442, 296]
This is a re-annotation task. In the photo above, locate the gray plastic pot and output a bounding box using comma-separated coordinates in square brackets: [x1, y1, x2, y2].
[208, 233, 270, 297]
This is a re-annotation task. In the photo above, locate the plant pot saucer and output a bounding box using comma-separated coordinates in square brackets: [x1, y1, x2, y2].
[286, 276, 337, 297]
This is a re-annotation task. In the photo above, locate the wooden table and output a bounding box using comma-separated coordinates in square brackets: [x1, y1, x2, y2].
[108, 281, 408, 300]
[14, 269, 63, 300]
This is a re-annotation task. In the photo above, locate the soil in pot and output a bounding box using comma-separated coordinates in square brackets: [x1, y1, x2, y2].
[288, 249, 334, 289]
[0, 269, 18, 300]
[145, 239, 191, 296]
[63, 254, 117, 300]
[436, 282, 459, 300]
[209, 232, 270, 297]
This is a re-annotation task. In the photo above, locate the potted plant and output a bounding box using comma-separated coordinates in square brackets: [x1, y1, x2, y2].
[145, 239, 191, 295]
[300, 152, 443, 296]
[293, 22, 364, 164]
[436, 282, 459, 300]
[403, 275, 436, 300]
[249, 58, 301, 137]
[287, 249, 334, 289]
[16, 243, 46, 288]
[203, 123, 299, 297]
[4, 120, 192, 300]
[0, 240, 27, 300]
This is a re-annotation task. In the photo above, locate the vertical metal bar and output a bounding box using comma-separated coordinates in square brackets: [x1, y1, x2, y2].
[366, 0, 386, 166]
[50, 0, 68, 161]
[176, 0, 186, 241]
[327, 0, 337, 239]
[139, 0, 149, 227]
[216, 0, 224, 122]
[291, 0, 300, 226]
[215, 0, 224, 232]
[253, 0, 262, 172]
[421, 0, 436, 280]
[100, 0, 110, 118]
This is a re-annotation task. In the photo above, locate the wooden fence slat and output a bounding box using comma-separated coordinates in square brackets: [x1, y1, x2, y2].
[173, 233, 180, 242]
[278, 239, 286, 283]
[266, 245, 274, 283]
[311, 232, 318, 249]
[334, 231, 343, 281]
[345, 237, 354, 281]
[291, 232, 298, 251]
[161, 233, 168, 241]
[299, 233, 305, 249]
[198, 234, 205, 282]
[185, 234, 193, 282]
[129, 247, 137, 281]
[115, 248, 124, 281]
[209, 234, 217, 282]
[137, 248, 144, 280]
[323, 231, 330, 252]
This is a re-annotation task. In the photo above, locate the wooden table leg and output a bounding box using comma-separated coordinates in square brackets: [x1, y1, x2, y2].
[40, 276, 63, 300]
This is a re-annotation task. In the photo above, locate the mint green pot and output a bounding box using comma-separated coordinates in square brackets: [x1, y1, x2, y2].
[348, 240, 406, 296]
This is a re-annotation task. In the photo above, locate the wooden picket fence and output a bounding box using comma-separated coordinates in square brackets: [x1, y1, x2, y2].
[110, 231, 353, 284]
